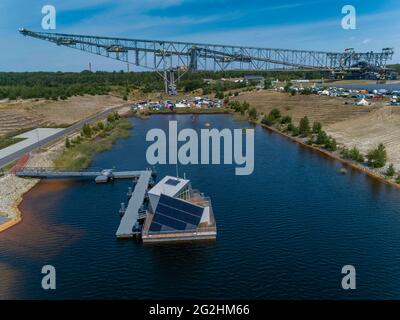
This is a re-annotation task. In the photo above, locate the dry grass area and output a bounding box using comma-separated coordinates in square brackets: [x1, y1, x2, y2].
[326, 107, 400, 170]
[234, 90, 379, 126]
[0, 95, 124, 136]
[235, 90, 400, 169]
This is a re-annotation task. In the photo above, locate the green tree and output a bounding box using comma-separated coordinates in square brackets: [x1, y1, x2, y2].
[65, 138, 71, 148]
[312, 121, 322, 134]
[81, 124, 92, 138]
[349, 147, 364, 163]
[316, 130, 329, 145]
[298, 116, 310, 136]
[325, 137, 337, 151]
[367, 143, 387, 168]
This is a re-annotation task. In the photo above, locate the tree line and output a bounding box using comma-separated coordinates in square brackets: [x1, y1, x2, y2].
[0, 69, 329, 100]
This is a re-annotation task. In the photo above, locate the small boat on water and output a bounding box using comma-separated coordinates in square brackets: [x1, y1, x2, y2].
[204, 122, 211, 127]
[339, 167, 348, 175]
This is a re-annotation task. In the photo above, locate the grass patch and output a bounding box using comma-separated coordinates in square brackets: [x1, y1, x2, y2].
[0, 137, 25, 150]
[53, 118, 133, 170]
[0, 160, 19, 176]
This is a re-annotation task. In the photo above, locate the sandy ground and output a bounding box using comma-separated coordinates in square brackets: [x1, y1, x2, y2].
[326, 107, 400, 170]
[0, 95, 124, 136]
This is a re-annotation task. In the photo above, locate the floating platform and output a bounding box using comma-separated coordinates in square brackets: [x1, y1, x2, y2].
[115, 171, 152, 238]
[141, 176, 217, 243]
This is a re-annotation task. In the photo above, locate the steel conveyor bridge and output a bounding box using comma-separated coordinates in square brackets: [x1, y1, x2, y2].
[19, 28, 394, 94]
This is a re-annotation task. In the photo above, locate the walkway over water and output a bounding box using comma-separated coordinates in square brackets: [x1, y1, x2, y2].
[116, 170, 152, 238]
[15, 167, 147, 181]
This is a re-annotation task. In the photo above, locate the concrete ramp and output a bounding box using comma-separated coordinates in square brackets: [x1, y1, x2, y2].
[116, 171, 151, 238]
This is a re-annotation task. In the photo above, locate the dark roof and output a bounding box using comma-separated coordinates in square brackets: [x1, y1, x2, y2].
[148, 194, 204, 233]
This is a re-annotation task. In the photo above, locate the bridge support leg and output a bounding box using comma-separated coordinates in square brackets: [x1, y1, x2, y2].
[163, 69, 177, 96]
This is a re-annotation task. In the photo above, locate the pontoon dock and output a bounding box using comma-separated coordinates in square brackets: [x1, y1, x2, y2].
[115, 170, 152, 238]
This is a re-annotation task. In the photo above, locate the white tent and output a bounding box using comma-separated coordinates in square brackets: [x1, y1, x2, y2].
[175, 102, 187, 108]
[356, 98, 370, 106]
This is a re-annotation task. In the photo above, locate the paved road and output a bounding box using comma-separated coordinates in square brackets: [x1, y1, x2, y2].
[0, 105, 127, 169]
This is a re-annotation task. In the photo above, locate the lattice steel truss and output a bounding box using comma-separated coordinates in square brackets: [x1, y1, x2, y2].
[20, 28, 394, 94]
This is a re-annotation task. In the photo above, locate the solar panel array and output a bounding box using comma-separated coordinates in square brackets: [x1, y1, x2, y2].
[149, 194, 204, 233]
[165, 178, 181, 186]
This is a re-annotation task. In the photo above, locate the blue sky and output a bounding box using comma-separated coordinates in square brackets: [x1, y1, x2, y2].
[1, 0, 399, 71]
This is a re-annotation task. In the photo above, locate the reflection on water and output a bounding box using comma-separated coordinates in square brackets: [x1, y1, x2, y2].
[0, 180, 83, 260]
[0, 263, 20, 299]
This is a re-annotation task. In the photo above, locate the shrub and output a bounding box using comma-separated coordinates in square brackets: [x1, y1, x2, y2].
[248, 107, 258, 120]
[284, 82, 292, 92]
[298, 116, 310, 136]
[301, 87, 312, 95]
[367, 143, 387, 168]
[269, 108, 281, 120]
[325, 137, 337, 151]
[261, 115, 274, 126]
[349, 147, 364, 163]
[81, 123, 92, 138]
[107, 113, 115, 123]
[291, 126, 300, 136]
[280, 115, 292, 124]
[316, 130, 329, 145]
[386, 164, 395, 177]
[97, 121, 105, 131]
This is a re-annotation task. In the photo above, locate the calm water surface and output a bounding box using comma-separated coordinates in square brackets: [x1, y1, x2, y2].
[1, 114, 400, 299]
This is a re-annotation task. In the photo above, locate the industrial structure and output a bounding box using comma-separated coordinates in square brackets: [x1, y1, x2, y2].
[19, 28, 395, 94]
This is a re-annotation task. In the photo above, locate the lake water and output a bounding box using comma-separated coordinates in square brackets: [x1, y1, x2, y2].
[1, 114, 400, 299]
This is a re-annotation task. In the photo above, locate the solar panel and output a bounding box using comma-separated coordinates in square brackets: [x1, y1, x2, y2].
[157, 203, 200, 226]
[160, 194, 204, 217]
[148, 194, 204, 234]
[165, 178, 180, 186]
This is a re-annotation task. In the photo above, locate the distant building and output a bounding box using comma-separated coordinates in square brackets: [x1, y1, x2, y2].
[244, 75, 265, 83]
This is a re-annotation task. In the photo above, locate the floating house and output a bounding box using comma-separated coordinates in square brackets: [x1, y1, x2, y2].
[141, 176, 217, 243]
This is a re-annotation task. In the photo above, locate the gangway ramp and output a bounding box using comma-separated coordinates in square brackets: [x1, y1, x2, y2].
[116, 170, 152, 238]
[15, 167, 144, 182]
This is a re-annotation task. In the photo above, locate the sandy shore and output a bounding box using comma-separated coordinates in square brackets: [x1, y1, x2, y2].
[0, 105, 131, 233]
[0, 139, 65, 233]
